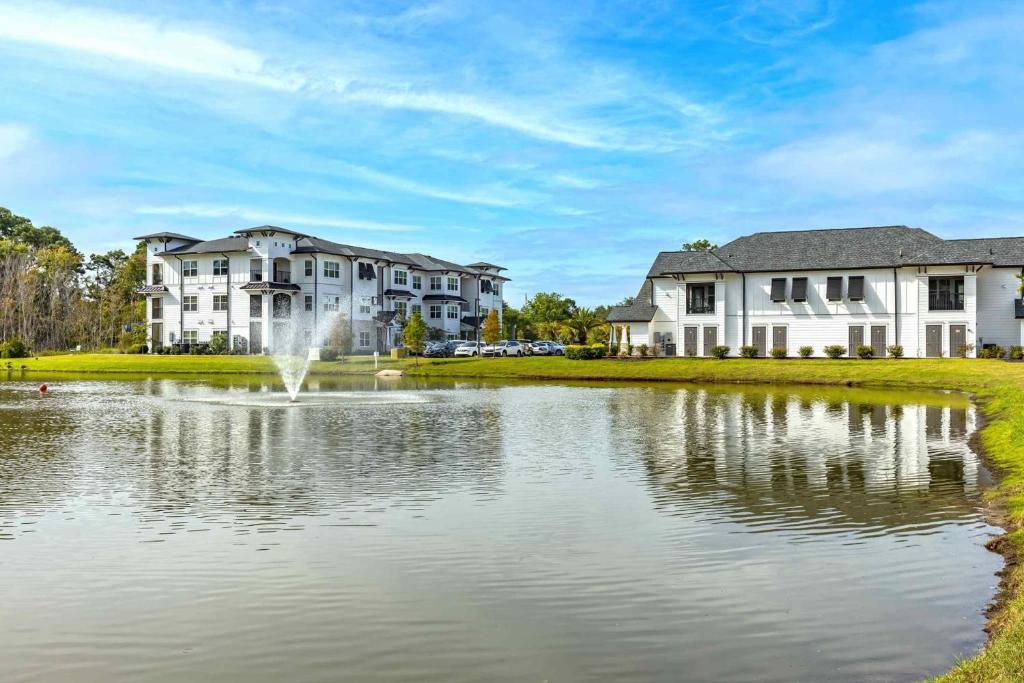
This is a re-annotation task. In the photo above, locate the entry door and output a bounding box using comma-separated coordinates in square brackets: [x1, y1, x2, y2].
[683, 326, 699, 357]
[249, 321, 262, 354]
[870, 326, 887, 358]
[752, 326, 767, 357]
[848, 326, 864, 357]
[703, 326, 717, 356]
[925, 324, 942, 357]
[772, 326, 787, 354]
[150, 323, 162, 350]
[950, 325, 966, 356]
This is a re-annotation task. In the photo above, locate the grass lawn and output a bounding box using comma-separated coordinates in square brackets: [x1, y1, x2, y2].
[7, 352, 1024, 679]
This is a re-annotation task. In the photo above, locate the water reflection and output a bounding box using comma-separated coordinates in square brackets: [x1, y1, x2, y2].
[0, 379, 1001, 683]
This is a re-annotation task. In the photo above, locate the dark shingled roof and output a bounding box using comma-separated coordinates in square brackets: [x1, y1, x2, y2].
[133, 231, 200, 242]
[164, 236, 250, 255]
[606, 280, 658, 322]
[137, 285, 168, 294]
[422, 293, 468, 303]
[647, 250, 731, 277]
[234, 225, 308, 238]
[713, 226, 942, 272]
[905, 237, 1024, 267]
[467, 261, 505, 271]
[383, 288, 414, 298]
[239, 282, 300, 291]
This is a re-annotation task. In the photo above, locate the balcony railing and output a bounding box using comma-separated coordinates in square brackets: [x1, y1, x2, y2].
[686, 303, 716, 315]
[250, 269, 263, 282]
[928, 295, 964, 311]
[151, 274, 163, 285]
[273, 269, 291, 283]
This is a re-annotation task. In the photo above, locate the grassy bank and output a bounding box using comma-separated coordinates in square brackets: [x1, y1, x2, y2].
[7, 353, 1024, 679]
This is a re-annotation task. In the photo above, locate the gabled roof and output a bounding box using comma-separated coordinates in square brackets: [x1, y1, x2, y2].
[647, 250, 731, 277]
[467, 261, 505, 271]
[234, 225, 308, 238]
[606, 280, 658, 322]
[163, 236, 250, 255]
[906, 237, 1024, 268]
[713, 225, 941, 272]
[133, 231, 200, 242]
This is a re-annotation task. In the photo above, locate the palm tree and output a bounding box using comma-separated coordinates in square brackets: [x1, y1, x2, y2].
[566, 307, 603, 344]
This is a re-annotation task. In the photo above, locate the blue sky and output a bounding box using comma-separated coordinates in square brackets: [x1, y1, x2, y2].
[0, 1, 1021, 305]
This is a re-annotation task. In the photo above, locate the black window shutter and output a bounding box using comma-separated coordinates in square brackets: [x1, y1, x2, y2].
[848, 276, 865, 301]
[791, 277, 808, 302]
[357, 262, 365, 279]
[826, 277, 842, 301]
[369, 265, 377, 280]
[770, 278, 787, 302]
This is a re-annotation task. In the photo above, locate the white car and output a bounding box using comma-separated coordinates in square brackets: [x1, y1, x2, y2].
[482, 340, 525, 357]
[536, 340, 565, 356]
[530, 341, 553, 355]
[454, 341, 483, 357]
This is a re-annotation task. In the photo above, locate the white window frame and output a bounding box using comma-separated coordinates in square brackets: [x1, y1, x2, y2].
[446, 304, 459, 320]
[447, 276, 459, 291]
[359, 331, 371, 348]
[182, 260, 198, 278]
[412, 303, 422, 316]
[394, 270, 408, 286]
[213, 259, 229, 277]
[182, 330, 198, 343]
[323, 261, 340, 278]
[182, 295, 198, 312]
[429, 304, 442, 319]
[213, 294, 228, 312]
[412, 275, 422, 290]
[304, 295, 313, 312]
[430, 276, 442, 291]
[394, 301, 408, 319]
[305, 260, 313, 277]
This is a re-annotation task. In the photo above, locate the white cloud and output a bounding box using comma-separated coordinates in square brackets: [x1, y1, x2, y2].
[335, 162, 532, 207]
[0, 2, 302, 91]
[136, 204, 420, 232]
[0, 123, 32, 162]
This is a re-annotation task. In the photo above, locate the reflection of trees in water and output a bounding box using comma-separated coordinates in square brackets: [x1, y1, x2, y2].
[607, 387, 982, 533]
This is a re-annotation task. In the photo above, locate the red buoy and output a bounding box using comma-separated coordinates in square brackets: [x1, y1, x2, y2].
[38, 384, 47, 393]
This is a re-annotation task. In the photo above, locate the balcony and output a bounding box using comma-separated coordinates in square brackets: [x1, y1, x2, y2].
[250, 269, 263, 282]
[273, 268, 291, 284]
[686, 303, 716, 315]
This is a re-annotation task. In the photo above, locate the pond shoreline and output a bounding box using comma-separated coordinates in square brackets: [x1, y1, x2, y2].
[10, 353, 1024, 680]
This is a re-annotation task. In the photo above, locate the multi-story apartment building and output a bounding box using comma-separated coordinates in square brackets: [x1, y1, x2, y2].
[136, 225, 508, 353]
[607, 225, 1024, 357]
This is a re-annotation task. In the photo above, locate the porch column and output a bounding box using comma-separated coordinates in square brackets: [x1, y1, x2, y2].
[262, 293, 272, 353]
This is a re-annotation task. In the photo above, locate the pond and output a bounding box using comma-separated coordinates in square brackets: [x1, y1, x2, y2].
[0, 377, 1002, 682]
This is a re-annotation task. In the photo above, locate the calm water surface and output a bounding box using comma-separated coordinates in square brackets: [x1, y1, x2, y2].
[0, 377, 1002, 682]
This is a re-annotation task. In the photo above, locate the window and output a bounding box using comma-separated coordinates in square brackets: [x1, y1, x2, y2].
[447, 276, 459, 291]
[182, 260, 198, 278]
[305, 260, 313, 277]
[395, 301, 407, 319]
[151, 263, 163, 285]
[182, 330, 197, 344]
[213, 259, 228, 276]
[686, 283, 715, 314]
[429, 304, 442, 319]
[412, 304, 422, 317]
[791, 277, 808, 302]
[480, 306, 489, 317]
[359, 303, 371, 314]
[151, 297, 163, 319]
[481, 280, 493, 293]
[770, 278, 787, 302]
[493, 284, 499, 297]
[213, 294, 228, 311]
[324, 261, 340, 278]
[412, 275, 422, 290]
[250, 295, 262, 317]
[826, 277, 843, 301]
[446, 304, 459, 319]
[929, 276, 965, 311]
[323, 296, 340, 313]
[430, 275, 442, 290]
[182, 295, 197, 312]
[304, 295, 313, 312]
[359, 331, 371, 348]
[394, 270, 408, 286]
[358, 262, 376, 280]
[848, 276, 865, 301]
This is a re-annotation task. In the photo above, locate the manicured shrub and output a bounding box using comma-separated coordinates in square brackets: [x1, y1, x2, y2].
[627, 344, 634, 356]
[980, 346, 1006, 359]
[994, 345, 1007, 359]
[771, 346, 788, 359]
[856, 344, 874, 359]
[887, 344, 904, 359]
[0, 337, 29, 358]
[709, 345, 730, 359]
[955, 343, 975, 358]
[739, 345, 758, 359]
[798, 346, 813, 358]
[1010, 345, 1024, 360]
[207, 332, 229, 355]
[637, 343, 649, 357]
[823, 345, 845, 359]
[320, 347, 340, 361]
[125, 343, 148, 354]
[566, 344, 607, 360]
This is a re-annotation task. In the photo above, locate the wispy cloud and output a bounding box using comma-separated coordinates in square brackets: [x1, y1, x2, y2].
[136, 204, 421, 232]
[335, 161, 533, 207]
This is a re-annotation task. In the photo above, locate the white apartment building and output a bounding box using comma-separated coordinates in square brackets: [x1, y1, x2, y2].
[136, 226, 508, 353]
[607, 225, 1024, 357]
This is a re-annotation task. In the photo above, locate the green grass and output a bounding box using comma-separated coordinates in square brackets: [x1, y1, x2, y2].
[8, 352, 1024, 679]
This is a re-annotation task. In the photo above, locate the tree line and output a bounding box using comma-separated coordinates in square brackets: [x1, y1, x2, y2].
[500, 292, 627, 345]
[0, 206, 146, 355]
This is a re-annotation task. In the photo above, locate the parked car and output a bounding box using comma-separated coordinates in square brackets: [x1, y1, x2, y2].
[548, 341, 566, 356]
[515, 339, 534, 356]
[530, 341, 553, 355]
[532, 340, 565, 355]
[454, 341, 483, 357]
[423, 340, 461, 358]
[482, 340, 525, 357]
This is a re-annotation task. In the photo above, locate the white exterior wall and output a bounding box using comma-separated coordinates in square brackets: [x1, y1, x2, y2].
[641, 265, 1016, 358]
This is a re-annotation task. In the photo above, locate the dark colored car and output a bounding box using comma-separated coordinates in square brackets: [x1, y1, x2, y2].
[423, 340, 462, 358]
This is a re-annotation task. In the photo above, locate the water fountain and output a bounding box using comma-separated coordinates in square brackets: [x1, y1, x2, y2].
[269, 296, 322, 402]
